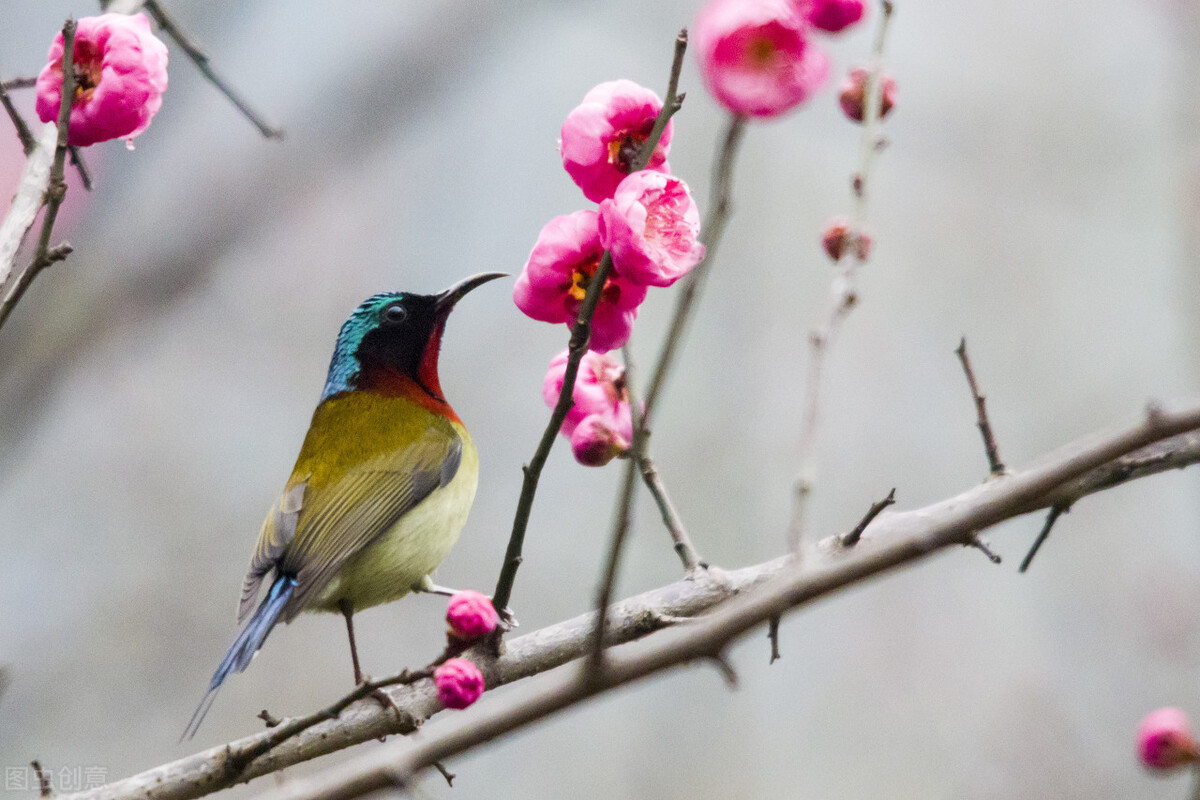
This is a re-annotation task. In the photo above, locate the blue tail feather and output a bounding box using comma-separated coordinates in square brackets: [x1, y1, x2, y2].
[182, 574, 297, 740]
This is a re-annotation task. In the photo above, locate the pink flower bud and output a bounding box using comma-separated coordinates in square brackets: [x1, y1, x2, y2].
[36, 13, 169, 147]
[693, 0, 830, 118]
[560, 80, 673, 203]
[599, 171, 704, 288]
[803, 0, 866, 33]
[570, 414, 631, 467]
[445, 590, 498, 640]
[838, 66, 896, 124]
[434, 658, 485, 710]
[543, 349, 633, 443]
[821, 218, 871, 261]
[513, 210, 648, 353]
[1138, 708, 1200, 770]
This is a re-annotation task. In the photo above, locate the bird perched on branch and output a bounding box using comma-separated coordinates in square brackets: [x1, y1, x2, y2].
[185, 272, 507, 738]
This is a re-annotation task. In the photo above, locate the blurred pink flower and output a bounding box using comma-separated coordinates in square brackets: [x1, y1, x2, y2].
[560, 79, 672, 203]
[542, 349, 632, 444]
[1138, 708, 1200, 770]
[693, 0, 829, 118]
[513, 209, 647, 352]
[36, 13, 168, 147]
[821, 217, 871, 261]
[599, 171, 704, 288]
[570, 415, 630, 467]
[433, 658, 485, 710]
[445, 591, 498, 640]
[802, 0, 866, 33]
[839, 66, 896, 123]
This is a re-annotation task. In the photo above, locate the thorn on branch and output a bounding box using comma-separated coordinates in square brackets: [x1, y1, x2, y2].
[955, 337, 1007, 476]
[767, 616, 781, 664]
[31, 760, 51, 797]
[1019, 504, 1069, 573]
[257, 709, 281, 728]
[432, 761, 456, 787]
[709, 651, 739, 688]
[67, 146, 92, 191]
[841, 487, 896, 547]
[967, 536, 1002, 564]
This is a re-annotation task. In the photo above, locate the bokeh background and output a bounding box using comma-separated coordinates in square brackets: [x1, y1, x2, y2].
[2, 1, 1199, 797]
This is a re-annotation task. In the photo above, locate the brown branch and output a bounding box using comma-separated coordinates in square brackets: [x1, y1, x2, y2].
[642, 113, 746, 423]
[55, 399, 1200, 800]
[0, 19, 78, 335]
[491, 29, 687, 619]
[0, 80, 35, 153]
[241, 399, 1200, 800]
[787, 0, 896, 553]
[32, 761, 52, 797]
[1018, 504, 1068, 572]
[141, 0, 283, 140]
[766, 616, 781, 664]
[955, 337, 1007, 475]
[840, 488, 896, 547]
[639, 452, 705, 573]
[1, 77, 38, 91]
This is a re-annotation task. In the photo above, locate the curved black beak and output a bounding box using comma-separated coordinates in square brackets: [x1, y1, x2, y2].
[434, 272, 509, 314]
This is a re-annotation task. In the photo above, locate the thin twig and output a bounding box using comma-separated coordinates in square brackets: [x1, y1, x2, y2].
[967, 537, 1002, 564]
[787, 0, 896, 554]
[642, 113, 746, 423]
[840, 488, 896, 547]
[639, 453, 705, 573]
[1, 77, 38, 91]
[1018, 504, 1068, 573]
[491, 30, 687, 620]
[68, 146, 93, 191]
[431, 762, 454, 788]
[32, 760, 52, 797]
[766, 616, 781, 664]
[587, 345, 646, 672]
[141, 0, 283, 140]
[0, 80, 35, 153]
[955, 337, 1006, 475]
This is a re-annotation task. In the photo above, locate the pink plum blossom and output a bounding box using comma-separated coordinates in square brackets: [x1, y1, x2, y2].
[821, 217, 871, 261]
[514, 209, 647, 352]
[36, 13, 168, 147]
[445, 590, 499, 640]
[560, 79, 673, 203]
[433, 658, 485, 710]
[547, 347, 638, 450]
[1138, 708, 1200, 770]
[693, 0, 829, 118]
[802, 0, 866, 33]
[839, 66, 896, 123]
[599, 171, 704, 288]
[570, 415, 630, 467]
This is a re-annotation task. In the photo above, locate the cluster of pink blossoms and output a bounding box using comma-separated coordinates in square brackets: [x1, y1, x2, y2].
[35, 13, 168, 147]
[431, 591, 499, 711]
[692, 0, 866, 119]
[1138, 707, 1200, 772]
[515, 79, 705, 466]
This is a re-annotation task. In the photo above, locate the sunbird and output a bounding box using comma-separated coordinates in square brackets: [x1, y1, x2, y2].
[184, 272, 506, 738]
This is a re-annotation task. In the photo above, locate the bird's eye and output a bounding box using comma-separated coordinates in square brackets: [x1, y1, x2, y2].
[383, 304, 407, 324]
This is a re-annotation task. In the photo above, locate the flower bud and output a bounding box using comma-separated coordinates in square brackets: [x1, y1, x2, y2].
[1137, 708, 1200, 770]
[434, 658, 485, 710]
[445, 590, 499, 640]
[821, 218, 871, 261]
[570, 414, 630, 467]
[806, 0, 866, 33]
[838, 66, 895, 124]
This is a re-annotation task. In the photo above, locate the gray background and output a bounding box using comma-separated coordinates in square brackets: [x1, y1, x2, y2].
[2, 1, 1199, 797]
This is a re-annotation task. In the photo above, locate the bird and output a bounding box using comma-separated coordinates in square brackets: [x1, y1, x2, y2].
[184, 271, 507, 739]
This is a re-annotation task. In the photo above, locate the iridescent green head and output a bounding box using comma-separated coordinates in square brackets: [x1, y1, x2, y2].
[320, 273, 507, 401]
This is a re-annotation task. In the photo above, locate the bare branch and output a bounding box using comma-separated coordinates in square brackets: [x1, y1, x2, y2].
[955, 337, 1007, 475]
[141, 1, 284, 139]
[241, 399, 1200, 800]
[840, 488, 896, 547]
[56, 399, 1200, 800]
[0, 80, 35, 154]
